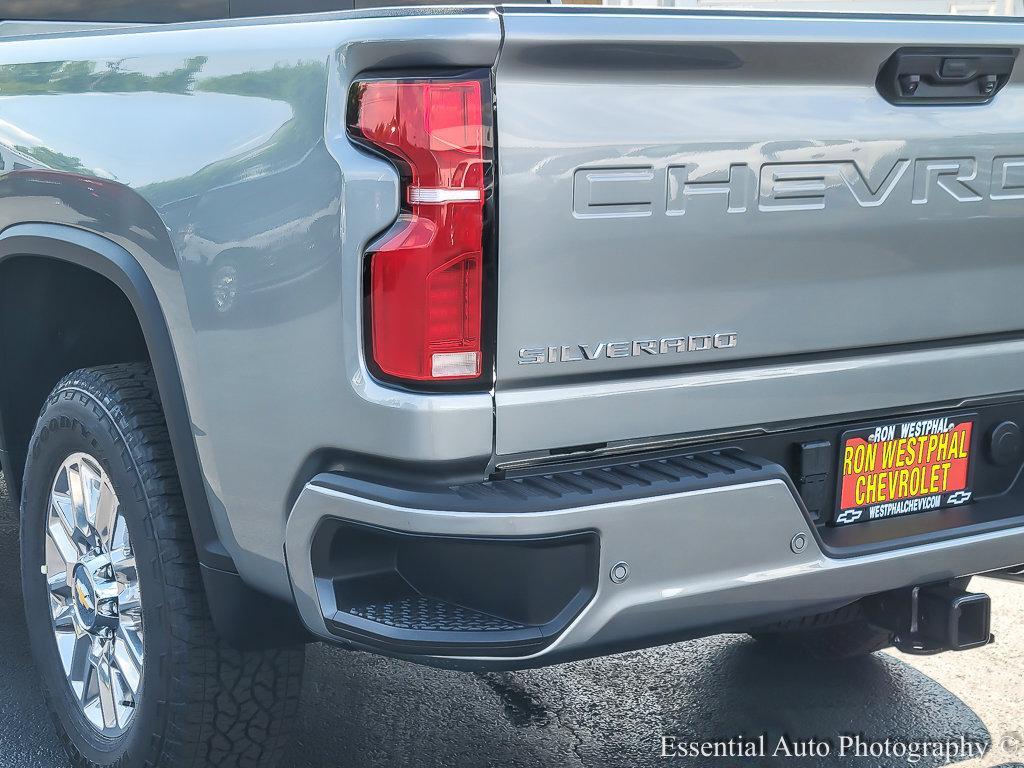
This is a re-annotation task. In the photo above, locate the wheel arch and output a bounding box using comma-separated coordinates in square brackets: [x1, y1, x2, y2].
[0, 223, 310, 648]
[0, 223, 232, 574]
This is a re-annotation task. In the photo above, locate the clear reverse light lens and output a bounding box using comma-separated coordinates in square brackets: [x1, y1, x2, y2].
[432, 351, 481, 378]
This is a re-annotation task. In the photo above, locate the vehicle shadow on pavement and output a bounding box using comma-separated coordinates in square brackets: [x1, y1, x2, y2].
[284, 631, 993, 768]
[0, 474, 993, 768]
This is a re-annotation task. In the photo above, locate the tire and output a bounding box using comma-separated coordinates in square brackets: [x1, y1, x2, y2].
[20, 364, 305, 768]
[749, 603, 895, 660]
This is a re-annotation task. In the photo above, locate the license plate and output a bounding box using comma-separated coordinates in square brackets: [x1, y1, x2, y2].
[833, 414, 975, 526]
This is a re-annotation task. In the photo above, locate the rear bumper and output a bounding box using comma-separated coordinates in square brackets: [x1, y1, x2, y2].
[284, 450, 1024, 670]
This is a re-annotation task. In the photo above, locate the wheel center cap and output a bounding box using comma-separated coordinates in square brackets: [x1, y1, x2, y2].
[72, 565, 99, 631]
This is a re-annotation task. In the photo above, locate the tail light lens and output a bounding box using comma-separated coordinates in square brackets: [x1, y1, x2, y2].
[348, 76, 492, 384]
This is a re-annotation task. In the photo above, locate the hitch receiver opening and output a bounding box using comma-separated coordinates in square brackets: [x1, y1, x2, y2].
[870, 583, 993, 654]
[917, 586, 991, 652]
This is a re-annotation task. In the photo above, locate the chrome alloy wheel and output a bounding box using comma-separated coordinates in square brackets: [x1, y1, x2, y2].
[44, 453, 143, 736]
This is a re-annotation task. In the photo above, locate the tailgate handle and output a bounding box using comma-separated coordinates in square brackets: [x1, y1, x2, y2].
[877, 47, 1017, 105]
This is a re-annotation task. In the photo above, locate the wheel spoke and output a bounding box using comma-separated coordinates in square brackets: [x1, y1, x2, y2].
[46, 525, 76, 588]
[51, 596, 75, 630]
[93, 484, 118, 551]
[66, 633, 94, 699]
[114, 626, 143, 692]
[113, 633, 142, 695]
[81, 670, 95, 707]
[118, 568, 141, 625]
[112, 547, 136, 578]
[110, 668, 131, 727]
[71, 633, 93, 684]
[50, 489, 87, 557]
[89, 641, 119, 730]
[83, 698, 104, 730]
[50, 486, 74, 529]
[47, 568, 73, 604]
[111, 512, 130, 554]
[78, 459, 102, 527]
[54, 629, 79, 678]
[118, 582, 141, 615]
[66, 463, 92, 539]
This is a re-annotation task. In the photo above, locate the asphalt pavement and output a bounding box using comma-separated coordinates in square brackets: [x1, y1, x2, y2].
[0, 472, 1020, 768]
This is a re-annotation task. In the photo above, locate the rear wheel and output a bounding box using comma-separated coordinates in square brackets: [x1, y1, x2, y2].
[21, 364, 304, 768]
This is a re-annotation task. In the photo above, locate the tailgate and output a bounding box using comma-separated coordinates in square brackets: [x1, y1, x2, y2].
[493, 9, 1024, 456]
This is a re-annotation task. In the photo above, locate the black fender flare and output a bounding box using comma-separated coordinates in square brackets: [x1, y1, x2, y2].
[0, 223, 235, 574]
[0, 224, 310, 647]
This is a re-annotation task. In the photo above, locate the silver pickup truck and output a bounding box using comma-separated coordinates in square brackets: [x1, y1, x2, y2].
[2, 2, 1024, 766]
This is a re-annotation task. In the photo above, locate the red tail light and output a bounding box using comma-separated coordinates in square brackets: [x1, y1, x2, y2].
[348, 76, 491, 384]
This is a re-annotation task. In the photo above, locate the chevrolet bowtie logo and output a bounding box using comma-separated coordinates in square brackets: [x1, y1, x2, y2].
[75, 581, 94, 612]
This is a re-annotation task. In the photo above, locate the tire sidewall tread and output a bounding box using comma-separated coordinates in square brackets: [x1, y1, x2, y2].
[19, 364, 303, 768]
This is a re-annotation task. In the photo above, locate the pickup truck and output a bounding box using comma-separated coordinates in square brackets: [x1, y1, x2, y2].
[2, 2, 1024, 766]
